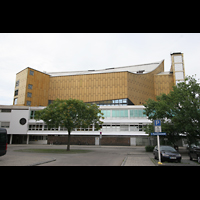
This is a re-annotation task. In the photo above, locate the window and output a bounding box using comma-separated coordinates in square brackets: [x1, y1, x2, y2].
[1, 109, 11, 113]
[30, 70, 34, 75]
[112, 110, 128, 118]
[28, 84, 33, 89]
[130, 109, 146, 118]
[14, 98, 18, 105]
[130, 125, 139, 131]
[27, 101, 31, 106]
[30, 111, 35, 119]
[120, 125, 129, 131]
[111, 125, 120, 132]
[88, 98, 132, 106]
[0, 122, 10, 128]
[27, 92, 32, 98]
[16, 80, 19, 87]
[15, 89, 18, 96]
[101, 110, 111, 118]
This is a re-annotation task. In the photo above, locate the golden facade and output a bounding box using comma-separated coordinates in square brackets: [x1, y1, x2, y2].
[13, 53, 185, 106]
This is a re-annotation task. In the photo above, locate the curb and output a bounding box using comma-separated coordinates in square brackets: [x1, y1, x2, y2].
[121, 156, 128, 166]
[28, 158, 56, 166]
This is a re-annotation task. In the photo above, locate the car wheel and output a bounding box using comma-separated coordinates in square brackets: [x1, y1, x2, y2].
[198, 157, 200, 164]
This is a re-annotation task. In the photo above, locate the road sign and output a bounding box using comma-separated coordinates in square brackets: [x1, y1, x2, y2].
[154, 120, 161, 126]
[154, 126, 161, 133]
[154, 120, 161, 132]
[151, 132, 166, 136]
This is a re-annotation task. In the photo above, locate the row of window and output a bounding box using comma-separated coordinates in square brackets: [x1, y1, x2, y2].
[14, 85, 33, 97]
[102, 124, 146, 132]
[15, 70, 34, 88]
[30, 109, 146, 119]
[101, 109, 146, 118]
[28, 123, 146, 132]
[28, 124, 94, 131]
[0, 122, 10, 128]
[87, 98, 134, 106]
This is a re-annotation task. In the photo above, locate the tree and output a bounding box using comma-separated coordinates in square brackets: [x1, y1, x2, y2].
[144, 76, 200, 146]
[34, 99, 104, 151]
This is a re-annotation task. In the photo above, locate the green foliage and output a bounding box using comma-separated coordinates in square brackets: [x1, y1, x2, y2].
[145, 145, 155, 152]
[144, 75, 200, 145]
[34, 98, 104, 150]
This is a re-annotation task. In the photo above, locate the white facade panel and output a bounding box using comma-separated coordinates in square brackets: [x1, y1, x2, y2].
[174, 55, 182, 63]
[9, 110, 29, 135]
[175, 72, 184, 80]
[174, 63, 183, 71]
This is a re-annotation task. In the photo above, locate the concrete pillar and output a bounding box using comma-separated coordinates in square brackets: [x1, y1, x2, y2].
[10, 134, 13, 144]
[26, 135, 29, 144]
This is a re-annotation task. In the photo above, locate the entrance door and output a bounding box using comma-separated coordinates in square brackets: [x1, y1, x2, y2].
[95, 137, 99, 145]
[130, 137, 136, 146]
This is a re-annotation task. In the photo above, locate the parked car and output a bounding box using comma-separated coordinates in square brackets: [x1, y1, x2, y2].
[0, 128, 7, 157]
[153, 145, 182, 162]
[188, 145, 200, 163]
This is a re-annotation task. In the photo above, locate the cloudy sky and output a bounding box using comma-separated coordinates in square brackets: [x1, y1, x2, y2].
[1, 33, 200, 105]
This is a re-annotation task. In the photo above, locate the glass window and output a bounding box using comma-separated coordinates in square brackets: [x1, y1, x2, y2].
[27, 101, 31, 106]
[1, 109, 11, 113]
[16, 80, 19, 87]
[27, 92, 32, 98]
[30, 111, 35, 119]
[0, 122, 10, 128]
[15, 89, 18, 96]
[28, 84, 33, 89]
[123, 99, 127, 103]
[130, 110, 146, 118]
[101, 110, 111, 118]
[130, 125, 139, 131]
[14, 98, 18, 105]
[120, 125, 129, 131]
[112, 110, 128, 118]
[30, 70, 34, 76]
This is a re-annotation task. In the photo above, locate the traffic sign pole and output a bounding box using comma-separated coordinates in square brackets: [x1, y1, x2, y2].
[157, 135, 161, 163]
[154, 120, 162, 164]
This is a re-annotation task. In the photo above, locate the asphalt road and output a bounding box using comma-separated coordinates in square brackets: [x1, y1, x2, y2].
[0, 145, 134, 166]
[1, 145, 199, 166]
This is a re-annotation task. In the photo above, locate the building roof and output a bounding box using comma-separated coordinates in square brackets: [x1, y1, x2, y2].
[47, 60, 164, 77]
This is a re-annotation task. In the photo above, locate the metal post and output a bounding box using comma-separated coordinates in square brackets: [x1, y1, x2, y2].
[157, 135, 161, 163]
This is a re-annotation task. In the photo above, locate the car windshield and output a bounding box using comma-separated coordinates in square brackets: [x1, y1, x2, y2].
[160, 146, 176, 152]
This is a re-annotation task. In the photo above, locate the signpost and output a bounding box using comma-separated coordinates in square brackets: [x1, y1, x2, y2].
[153, 120, 163, 163]
[100, 132, 102, 146]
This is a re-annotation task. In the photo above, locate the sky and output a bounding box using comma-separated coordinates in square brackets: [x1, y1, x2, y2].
[1, 33, 200, 105]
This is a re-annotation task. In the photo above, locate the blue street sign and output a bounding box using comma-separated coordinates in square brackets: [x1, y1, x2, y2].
[154, 120, 161, 126]
[151, 132, 166, 136]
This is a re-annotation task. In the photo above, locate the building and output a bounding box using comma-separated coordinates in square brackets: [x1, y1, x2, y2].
[0, 52, 186, 145]
[13, 52, 185, 107]
[0, 104, 152, 145]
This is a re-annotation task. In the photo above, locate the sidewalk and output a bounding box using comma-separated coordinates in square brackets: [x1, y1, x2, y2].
[122, 152, 155, 166]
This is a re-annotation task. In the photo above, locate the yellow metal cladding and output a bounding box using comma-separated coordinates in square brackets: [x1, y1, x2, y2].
[127, 60, 165, 105]
[48, 72, 128, 102]
[13, 58, 178, 106]
[13, 68, 50, 106]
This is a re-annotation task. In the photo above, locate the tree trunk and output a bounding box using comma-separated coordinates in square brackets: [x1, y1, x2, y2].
[67, 131, 71, 151]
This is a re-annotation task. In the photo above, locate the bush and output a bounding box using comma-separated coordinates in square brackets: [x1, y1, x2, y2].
[145, 145, 155, 152]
